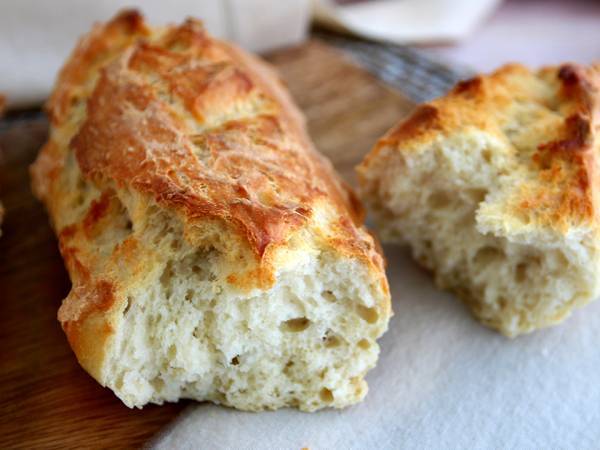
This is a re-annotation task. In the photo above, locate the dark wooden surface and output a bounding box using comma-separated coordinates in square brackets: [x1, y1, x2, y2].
[0, 40, 413, 449]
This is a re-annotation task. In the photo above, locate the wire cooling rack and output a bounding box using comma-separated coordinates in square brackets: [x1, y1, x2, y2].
[313, 28, 472, 103]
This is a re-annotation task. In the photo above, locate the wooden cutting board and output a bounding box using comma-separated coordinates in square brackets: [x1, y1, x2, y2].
[0, 40, 414, 449]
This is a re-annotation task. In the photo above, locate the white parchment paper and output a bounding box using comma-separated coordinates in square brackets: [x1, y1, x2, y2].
[152, 245, 600, 449]
[314, 0, 500, 44]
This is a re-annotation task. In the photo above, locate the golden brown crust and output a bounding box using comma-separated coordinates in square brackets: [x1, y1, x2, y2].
[61, 13, 365, 260]
[32, 10, 389, 380]
[360, 62, 600, 232]
[47, 10, 150, 126]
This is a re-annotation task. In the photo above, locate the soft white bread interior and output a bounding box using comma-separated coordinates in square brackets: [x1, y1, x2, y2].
[358, 63, 600, 337]
[31, 10, 390, 410]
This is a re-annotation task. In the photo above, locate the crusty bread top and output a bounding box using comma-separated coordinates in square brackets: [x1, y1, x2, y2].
[31, 10, 389, 343]
[359, 63, 600, 233]
[40, 10, 365, 252]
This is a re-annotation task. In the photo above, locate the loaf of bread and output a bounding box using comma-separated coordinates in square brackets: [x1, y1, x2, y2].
[31, 10, 390, 410]
[358, 63, 599, 337]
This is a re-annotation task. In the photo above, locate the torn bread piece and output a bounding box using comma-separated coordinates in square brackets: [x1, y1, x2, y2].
[358, 63, 600, 337]
[31, 10, 390, 410]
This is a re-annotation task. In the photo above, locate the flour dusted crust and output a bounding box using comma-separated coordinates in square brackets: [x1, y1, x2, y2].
[31, 10, 390, 410]
[358, 63, 600, 336]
